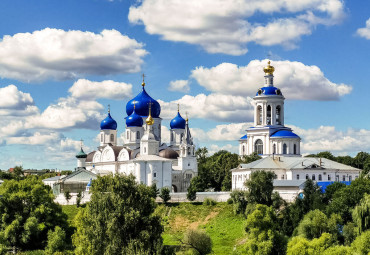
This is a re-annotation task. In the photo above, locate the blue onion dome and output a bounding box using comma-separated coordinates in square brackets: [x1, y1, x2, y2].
[271, 130, 300, 138]
[256, 86, 282, 96]
[126, 107, 143, 127]
[126, 85, 161, 118]
[170, 112, 186, 129]
[100, 112, 117, 130]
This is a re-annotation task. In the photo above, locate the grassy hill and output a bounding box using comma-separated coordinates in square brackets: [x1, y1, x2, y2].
[61, 202, 246, 254]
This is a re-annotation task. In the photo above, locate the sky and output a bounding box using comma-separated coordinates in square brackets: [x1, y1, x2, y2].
[0, 0, 370, 170]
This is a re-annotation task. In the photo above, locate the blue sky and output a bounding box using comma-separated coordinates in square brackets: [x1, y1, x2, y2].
[0, 0, 370, 170]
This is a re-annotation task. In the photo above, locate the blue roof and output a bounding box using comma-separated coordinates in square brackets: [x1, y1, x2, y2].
[256, 86, 282, 96]
[271, 130, 300, 138]
[126, 87, 161, 118]
[317, 181, 351, 192]
[170, 112, 186, 129]
[100, 113, 117, 130]
[126, 108, 143, 127]
[240, 134, 247, 140]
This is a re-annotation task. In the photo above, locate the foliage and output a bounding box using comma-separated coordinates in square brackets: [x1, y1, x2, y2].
[323, 182, 346, 204]
[244, 170, 276, 206]
[187, 176, 205, 201]
[12, 166, 24, 178]
[0, 177, 68, 251]
[60, 170, 73, 176]
[64, 191, 72, 204]
[193, 149, 239, 191]
[322, 245, 352, 255]
[230, 190, 248, 215]
[72, 174, 163, 255]
[287, 233, 334, 255]
[160, 187, 171, 204]
[183, 229, 212, 255]
[243, 204, 286, 255]
[351, 229, 370, 254]
[150, 183, 159, 198]
[352, 193, 370, 234]
[203, 198, 216, 206]
[45, 226, 67, 254]
[296, 210, 342, 240]
[76, 191, 82, 207]
[327, 178, 370, 223]
[240, 152, 262, 164]
[342, 222, 357, 246]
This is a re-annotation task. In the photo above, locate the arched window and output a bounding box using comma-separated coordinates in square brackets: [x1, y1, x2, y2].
[294, 144, 297, 154]
[267, 105, 271, 125]
[283, 143, 287, 154]
[242, 145, 245, 155]
[276, 105, 281, 125]
[257, 105, 262, 125]
[101, 133, 103, 142]
[136, 131, 140, 139]
[273, 144, 276, 154]
[255, 139, 263, 155]
[318, 174, 322, 181]
[328, 175, 331, 181]
[349, 176, 352, 181]
[312, 174, 316, 180]
[281, 175, 285, 180]
[343, 175, 346, 181]
[170, 132, 173, 141]
[297, 174, 299, 180]
[306, 174, 309, 180]
[110, 134, 114, 142]
[180, 133, 184, 142]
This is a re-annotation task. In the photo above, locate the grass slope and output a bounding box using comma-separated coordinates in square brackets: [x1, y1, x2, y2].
[156, 203, 246, 254]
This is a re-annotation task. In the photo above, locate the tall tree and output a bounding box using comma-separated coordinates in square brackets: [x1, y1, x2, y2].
[72, 174, 163, 255]
[0, 177, 68, 251]
[352, 193, 370, 234]
[244, 170, 276, 206]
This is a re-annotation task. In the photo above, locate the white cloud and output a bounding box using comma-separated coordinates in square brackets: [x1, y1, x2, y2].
[0, 85, 39, 116]
[190, 60, 352, 100]
[129, 0, 345, 55]
[69, 79, 133, 100]
[0, 28, 147, 82]
[208, 144, 239, 155]
[158, 93, 254, 122]
[168, 80, 190, 93]
[356, 18, 370, 39]
[7, 132, 62, 145]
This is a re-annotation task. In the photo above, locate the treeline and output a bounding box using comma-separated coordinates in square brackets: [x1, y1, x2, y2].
[306, 151, 370, 172]
[186, 148, 260, 199]
[230, 171, 370, 254]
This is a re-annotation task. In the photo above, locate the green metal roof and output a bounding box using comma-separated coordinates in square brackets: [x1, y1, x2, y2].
[76, 148, 87, 158]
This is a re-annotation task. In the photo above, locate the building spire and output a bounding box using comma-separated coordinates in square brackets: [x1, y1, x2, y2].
[141, 73, 146, 87]
[146, 101, 154, 125]
[108, 104, 111, 114]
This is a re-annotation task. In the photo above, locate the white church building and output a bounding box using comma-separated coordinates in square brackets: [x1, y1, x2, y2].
[232, 61, 361, 201]
[75, 79, 197, 192]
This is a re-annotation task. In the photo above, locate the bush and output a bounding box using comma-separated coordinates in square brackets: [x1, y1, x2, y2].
[226, 198, 233, 204]
[230, 190, 248, 215]
[203, 198, 216, 206]
[159, 187, 171, 204]
[45, 226, 67, 255]
[183, 229, 212, 255]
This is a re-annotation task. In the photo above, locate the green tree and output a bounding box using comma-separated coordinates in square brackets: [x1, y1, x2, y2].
[187, 176, 207, 201]
[45, 226, 67, 255]
[244, 171, 276, 206]
[0, 177, 68, 251]
[351, 230, 370, 255]
[342, 222, 357, 245]
[72, 174, 163, 255]
[323, 182, 346, 204]
[352, 193, 370, 234]
[287, 233, 334, 255]
[327, 178, 370, 223]
[230, 190, 248, 215]
[183, 229, 212, 255]
[196, 147, 208, 164]
[12, 166, 24, 179]
[150, 183, 159, 198]
[240, 152, 262, 164]
[159, 187, 171, 204]
[76, 191, 82, 208]
[296, 210, 342, 240]
[64, 190, 72, 204]
[242, 204, 286, 255]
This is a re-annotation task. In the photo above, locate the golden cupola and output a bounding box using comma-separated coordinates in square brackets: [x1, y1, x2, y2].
[263, 61, 275, 75]
[146, 102, 154, 125]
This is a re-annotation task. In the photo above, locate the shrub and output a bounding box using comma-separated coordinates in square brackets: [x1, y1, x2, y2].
[183, 229, 212, 255]
[45, 226, 67, 255]
[203, 198, 216, 206]
[230, 190, 248, 215]
[159, 187, 171, 204]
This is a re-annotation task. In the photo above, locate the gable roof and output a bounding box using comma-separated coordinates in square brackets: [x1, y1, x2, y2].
[58, 169, 97, 184]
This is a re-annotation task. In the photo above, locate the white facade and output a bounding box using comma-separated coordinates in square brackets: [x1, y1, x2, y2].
[239, 61, 301, 157]
[79, 82, 197, 192]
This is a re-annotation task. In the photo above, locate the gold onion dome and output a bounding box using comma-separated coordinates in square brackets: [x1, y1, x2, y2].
[263, 61, 275, 75]
[146, 102, 154, 125]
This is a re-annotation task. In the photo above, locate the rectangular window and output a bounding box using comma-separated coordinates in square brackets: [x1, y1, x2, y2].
[153, 172, 157, 178]
[296, 174, 299, 180]
[328, 175, 331, 181]
[343, 175, 346, 181]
